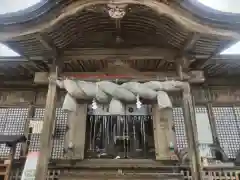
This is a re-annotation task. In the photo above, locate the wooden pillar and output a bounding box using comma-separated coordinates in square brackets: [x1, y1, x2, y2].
[5, 144, 16, 180]
[206, 103, 219, 145]
[35, 65, 58, 180]
[21, 103, 35, 157]
[182, 83, 202, 180]
[152, 106, 176, 160]
[65, 104, 87, 159]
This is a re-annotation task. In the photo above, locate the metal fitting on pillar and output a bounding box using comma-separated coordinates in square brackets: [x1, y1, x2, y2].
[63, 141, 74, 155]
[68, 142, 74, 150]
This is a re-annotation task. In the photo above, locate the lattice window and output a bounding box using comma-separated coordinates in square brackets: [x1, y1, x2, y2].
[4, 108, 28, 135]
[173, 106, 213, 157]
[28, 108, 44, 153]
[173, 107, 188, 151]
[28, 134, 41, 153]
[0, 108, 28, 159]
[0, 108, 9, 132]
[52, 108, 68, 159]
[28, 108, 68, 159]
[233, 106, 240, 133]
[195, 106, 213, 158]
[213, 107, 240, 158]
[34, 108, 45, 119]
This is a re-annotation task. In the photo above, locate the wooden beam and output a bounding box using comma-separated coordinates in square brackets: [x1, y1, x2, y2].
[1, 76, 240, 88]
[182, 83, 202, 180]
[3, 50, 240, 65]
[34, 71, 205, 84]
[35, 65, 58, 180]
[62, 47, 178, 61]
[64, 71, 205, 83]
[63, 71, 183, 77]
[0, 57, 28, 62]
[0, 47, 178, 62]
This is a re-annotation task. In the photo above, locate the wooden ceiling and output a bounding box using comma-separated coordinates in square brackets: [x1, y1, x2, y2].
[0, 0, 239, 81]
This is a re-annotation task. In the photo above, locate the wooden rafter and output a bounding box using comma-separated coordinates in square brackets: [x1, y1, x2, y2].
[0, 0, 239, 41]
[200, 40, 238, 68]
[35, 34, 57, 56]
[175, 33, 200, 76]
[183, 32, 200, 53]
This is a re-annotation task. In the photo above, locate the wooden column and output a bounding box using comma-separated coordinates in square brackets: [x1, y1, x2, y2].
[65, 104, 87, 159]
[152, 106, 176, 160]
[35, 65, 58, 180]
[182, 83, 202, 180]
[21, 103, 35, 157]
[206, 103, 219, 145]
[5, 144, 16, 180]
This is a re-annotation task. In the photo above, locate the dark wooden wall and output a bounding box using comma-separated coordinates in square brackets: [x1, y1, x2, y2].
[0, 89, 66, 107]
[0, 85, 239, 106]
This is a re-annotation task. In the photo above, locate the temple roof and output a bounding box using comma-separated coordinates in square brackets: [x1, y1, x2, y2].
[0, 0, 240, 82]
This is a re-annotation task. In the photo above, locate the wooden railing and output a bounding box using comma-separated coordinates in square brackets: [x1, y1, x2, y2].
[8, 167, 240, 180]
[181, 167, 240, 180]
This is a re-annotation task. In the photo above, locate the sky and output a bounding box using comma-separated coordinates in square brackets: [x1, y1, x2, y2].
[0, 0, 41, 57]
[198, 0, 240, 14]
[198, 0, 240, 55]
[0, 44, 20, 57]
[0, 0, 239, 56]
[0, 0, 41, 15]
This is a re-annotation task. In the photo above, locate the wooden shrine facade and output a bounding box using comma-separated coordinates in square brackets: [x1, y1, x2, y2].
[1, 0, 240, 180]
[1, 82, 240, 179]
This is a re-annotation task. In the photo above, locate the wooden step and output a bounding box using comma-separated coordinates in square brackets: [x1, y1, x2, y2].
[59, 171, 184, 180]
[57, 160, 184, 180]
[0, 161, 10, 176]
[55, 159, 185, 180]
[51, 159, 180, 169]
[0, 160, 12, 180]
